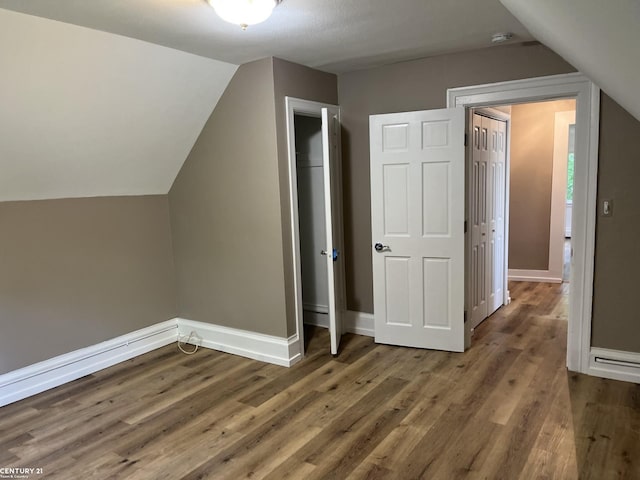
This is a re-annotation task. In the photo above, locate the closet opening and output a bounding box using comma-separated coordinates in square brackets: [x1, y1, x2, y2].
[285, 97, 345, 358]
[293, 114, 330, 332]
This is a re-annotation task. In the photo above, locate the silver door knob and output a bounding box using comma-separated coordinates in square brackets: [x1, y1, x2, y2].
[374, 242, 388, 252]
[321, 249, 339, 261]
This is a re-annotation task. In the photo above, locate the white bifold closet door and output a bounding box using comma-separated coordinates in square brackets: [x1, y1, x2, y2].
[470, 113, 506, 330]
[489, 119, 506, 315]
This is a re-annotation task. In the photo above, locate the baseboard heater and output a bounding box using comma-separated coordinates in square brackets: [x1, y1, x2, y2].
[594, 356, 640, 369]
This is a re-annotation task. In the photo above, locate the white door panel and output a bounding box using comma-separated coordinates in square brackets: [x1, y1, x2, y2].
[322, 107, 344, 355]
[490, 121, 506, 314]
[470, 114, 507, 329]
[371, 108, 465, 352]
[486, 116, 497, 314]
[470, 115, 489, 327]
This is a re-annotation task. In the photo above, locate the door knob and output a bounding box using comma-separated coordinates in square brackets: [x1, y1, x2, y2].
[374, 242, 388, 252]
[321, 249, 340, 261]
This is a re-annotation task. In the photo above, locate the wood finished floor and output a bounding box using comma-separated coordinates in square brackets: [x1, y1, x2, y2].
[1, 282, 639, 479]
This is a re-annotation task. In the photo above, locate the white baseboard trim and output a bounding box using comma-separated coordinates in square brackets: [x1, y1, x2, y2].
[0, 319, 178, 408]
[588, 348, 640, 384]
[0, 317, 305, 407]
[303, 311, 329, 329]
[177, 318, 301, 368]
[345, 311, 375, 337]
[303, 303, 329, 314]
[508, 269, 563, 283]
[302, 310, 375, 337]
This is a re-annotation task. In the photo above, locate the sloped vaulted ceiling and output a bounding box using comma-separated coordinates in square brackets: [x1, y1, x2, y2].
[500, 0, 640, 122]
[0, 0, 534, 73]
[0, 8, 237, 201]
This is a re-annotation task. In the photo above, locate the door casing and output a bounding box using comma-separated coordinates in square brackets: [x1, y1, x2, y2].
[447, 73, 600, 373]
[285, 97, 346, 358]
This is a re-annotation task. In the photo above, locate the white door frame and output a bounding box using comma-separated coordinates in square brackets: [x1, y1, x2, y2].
[285, 97, 345, 358]
[548, 110, 576, 281]
[447, 72, 600, 374]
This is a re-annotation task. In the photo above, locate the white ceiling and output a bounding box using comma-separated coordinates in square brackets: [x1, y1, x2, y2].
[500, 0, 640, 122]
[0, 0, 533, 73]
[0, 8, 237, 201]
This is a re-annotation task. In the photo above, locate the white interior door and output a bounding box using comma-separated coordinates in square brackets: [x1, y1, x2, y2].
[489, 119, 507, 314]
[321, 107, 344, 355]
[470, 114, 489, 327]
[470, 113, 507, 328]
[370, 108, 465, 352]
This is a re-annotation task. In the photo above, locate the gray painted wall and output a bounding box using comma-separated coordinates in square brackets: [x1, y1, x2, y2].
[591, 94, 640, 353]
[509, 99, 576, 270]
[0, 195, 177, 375]
[169, 58, 288, 337]
[337, 43, 576, 313]
[295, 115, 329, 314]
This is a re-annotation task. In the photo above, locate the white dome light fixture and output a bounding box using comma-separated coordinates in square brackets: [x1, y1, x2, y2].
[206, 0, 280, 30]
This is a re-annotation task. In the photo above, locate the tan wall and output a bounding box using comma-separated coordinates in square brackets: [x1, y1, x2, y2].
[591, 94, 640, 353]
[272, 57, 338, 336]
[169, 58, 288, 337]
[508, 99, 576, 270]
[0, 56, 336, 374]
[337, 43, 576, 313]
[0, 195, 177, 375]
[168, 57, 336, 339]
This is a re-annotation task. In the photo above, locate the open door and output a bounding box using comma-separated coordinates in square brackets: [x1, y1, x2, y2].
[370, 107, 465, 352]
[470, 114, 489, 326]
[470, 113, 507, 329]
[322, 107, 344, 355]
[489, 119, 507, 315]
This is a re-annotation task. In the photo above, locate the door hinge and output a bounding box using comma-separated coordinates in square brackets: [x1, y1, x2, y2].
[464, 220, 467, 233]
[464, 133, 468, 147]
[464, 311, 468, 323]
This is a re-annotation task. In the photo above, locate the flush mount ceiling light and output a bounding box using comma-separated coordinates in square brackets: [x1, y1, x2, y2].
[206, 0, 280, 30]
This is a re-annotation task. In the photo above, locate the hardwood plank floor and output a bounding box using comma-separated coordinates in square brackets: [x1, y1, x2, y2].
[1, 282, 639, 479]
